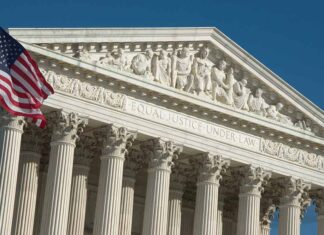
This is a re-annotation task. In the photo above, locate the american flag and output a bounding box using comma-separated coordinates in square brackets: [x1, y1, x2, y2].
[0, 27, 54, 128]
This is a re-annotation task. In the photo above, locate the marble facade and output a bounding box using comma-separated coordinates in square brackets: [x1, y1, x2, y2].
[0, 27, 323, 235]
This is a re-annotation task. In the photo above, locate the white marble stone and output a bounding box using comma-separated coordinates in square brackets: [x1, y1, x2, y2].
[0, 111, 25, 235]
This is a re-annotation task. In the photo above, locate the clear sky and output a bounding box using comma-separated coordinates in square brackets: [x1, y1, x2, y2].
[1, 0, 322, 234]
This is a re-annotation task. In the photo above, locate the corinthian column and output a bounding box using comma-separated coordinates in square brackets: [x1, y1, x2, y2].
[12, 127, 42, 235]
[278, 178, 311, 235]
[193, 153, 230, 235]
[119, 149, 144, 235]
[141, 138, 182, 235]
[93, 125, 136, 235]
[215, 197, 224, 235]
[259, 199, 276, 235]
[67, 136, 94, 235]
[0, 110, 25, 235]
[315, 190, 324, 235]
[167, 162, 186, 235]
[40, 111, 88, 235]
[236, 166, 271, 235]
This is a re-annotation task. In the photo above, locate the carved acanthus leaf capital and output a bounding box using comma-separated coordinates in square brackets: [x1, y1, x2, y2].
[314, 189, 324, 216]
[260, 198, 276, 225]
[21, 126, 44, 153]
[195, 153, 230, 184]
[170, 161, 189, 190]
[49, 110, 88, 144]
[95, 124, 137, 158]
[0, 108, 26, 131]
[140, 138, 182, 170]
[74, 135, 95, 166]
[278, 177, 311, 206]
[237, 165, 272, 194]
[124, 148, 145, 177]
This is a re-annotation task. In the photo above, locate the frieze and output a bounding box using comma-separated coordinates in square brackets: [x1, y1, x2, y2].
[72, 46, 313, 133]
[40, 68, 126, 110]
[260, 138, 324, 171]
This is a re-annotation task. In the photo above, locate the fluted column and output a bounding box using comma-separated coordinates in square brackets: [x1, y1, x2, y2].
[223, 218, 234, 235]
[93, 125, 136, 235]
[259, 199, 276, 235]
[180, 205, 194, 235]
[141, 139, 182, 235]
[12, 127, 42, 235]
[84, 184, 97, 234]
[216, 198, 224, 235]
[67, 136, 94, 235]
[236, 166, 271, 235]
[33, 161, 48, 235]
[40, 111, 88, 235]
[315, 190, 324, 235]
[167, 162, 186, 235]
[119, 149, 143, 235]
[278, 178, 310, 235]
[193, 154, 230, 235]
[0, 110, 25, 235]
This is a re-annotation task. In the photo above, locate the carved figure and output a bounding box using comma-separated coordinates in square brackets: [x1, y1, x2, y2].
[248, 88, 269, 116]
[266, 103, 293, 124]
[191, 47, 211, 95]
[171, 47, 193, 90]
[97, 52, 115, 67]
[233, 78, 250, 110]
[294, 120, 311, 131]
[111, 48, 127, 70]
[74, 48, 92, 62]
[152, 50, 171, 86]
[131, 49, 154, 77]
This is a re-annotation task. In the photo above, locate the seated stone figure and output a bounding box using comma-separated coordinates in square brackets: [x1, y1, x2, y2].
[171, 47, 193, 91]
[97, 52, 114, 66]
[152, 50, 171, 86]
[191, 47, 211, 95]
[74, 48, 92, 62]
[97, 48, 127, 70]
[131, 49, 154, 77]
[232, 78, 250, 110]
[267, 102, 293, 125]
[248, 88, 269, 116]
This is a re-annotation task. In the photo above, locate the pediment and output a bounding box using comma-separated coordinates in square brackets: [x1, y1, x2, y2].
[8, 28, 324, 143]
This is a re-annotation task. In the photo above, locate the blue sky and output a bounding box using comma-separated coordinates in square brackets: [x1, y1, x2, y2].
[1, 1, 322, 233]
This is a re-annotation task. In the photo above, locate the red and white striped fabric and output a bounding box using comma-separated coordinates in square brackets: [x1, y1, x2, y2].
[0, 27, 54, 128]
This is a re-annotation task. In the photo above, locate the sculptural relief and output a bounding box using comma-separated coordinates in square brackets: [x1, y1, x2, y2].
[232, 78, 250, 110]
[266, 103, 293, 125]
[131, 49, 154, 77]
[248, 88, 269, 116]
[152, 50, 171, 86]
[191, 47, 212, 95]
[171, 47, 194, 91]
[74, 48, 93, 62]
[98, 48, 127, 71]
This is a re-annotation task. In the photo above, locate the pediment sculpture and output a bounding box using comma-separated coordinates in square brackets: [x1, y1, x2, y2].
[70, 46, 312, 132]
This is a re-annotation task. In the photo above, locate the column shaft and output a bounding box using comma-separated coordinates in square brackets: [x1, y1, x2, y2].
[93, 155, 125, 235]
[278, 202, 300, 235]
[167, 189, 183, 235]
[223, 218, 233, 235]
[142, 168, 171, 235]
[40, 142, 75, 235]
[237, 191, 261, 235]
[67, 164, 90, 235]
[119, 177, 136, 235]
[180, 207, 194, 235]
[260, 224, 271, 235]
[0, 116, 24, 235]
[193, 182, 219, 235]
[318, 215, 324, 235]
[216, 203, 223, 235]
[12, 152, 41, 235]
[33, 165, 47, 235]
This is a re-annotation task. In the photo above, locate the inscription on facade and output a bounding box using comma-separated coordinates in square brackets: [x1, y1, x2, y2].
[125, 98, 260, 151]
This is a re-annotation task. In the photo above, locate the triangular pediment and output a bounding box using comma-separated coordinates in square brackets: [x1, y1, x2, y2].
[8, 28, 324, 142]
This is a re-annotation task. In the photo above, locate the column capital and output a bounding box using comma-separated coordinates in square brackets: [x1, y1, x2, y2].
[195, 153, 230, 184]
[170, 160, 188, 191]
[141, 138, 182, 171]
[124, 148, 145, 178]
[278, 177, 311, 207]
[49, 110, 88, 144]
[95, 124, 137, 158]
[74, 135, 95, 166]
[260, 198, 276, 226]
[0, 108, 25, 131]
[21, 126, 44, 153]
[237, 165, 272, 195]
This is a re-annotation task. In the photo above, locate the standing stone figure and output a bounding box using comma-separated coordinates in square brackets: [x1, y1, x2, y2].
[152, 50, 172, 86]
[248, 88, 269, 116]
[211, 59, 227, 101]
[232, 78, 250, 110]
[171, 47, 193, 90]
[191, 47, 211, 95]
[131, 49, 155, 77]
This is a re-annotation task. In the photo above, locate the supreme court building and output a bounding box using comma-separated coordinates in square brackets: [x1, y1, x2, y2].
[0, 27, 324, 235]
